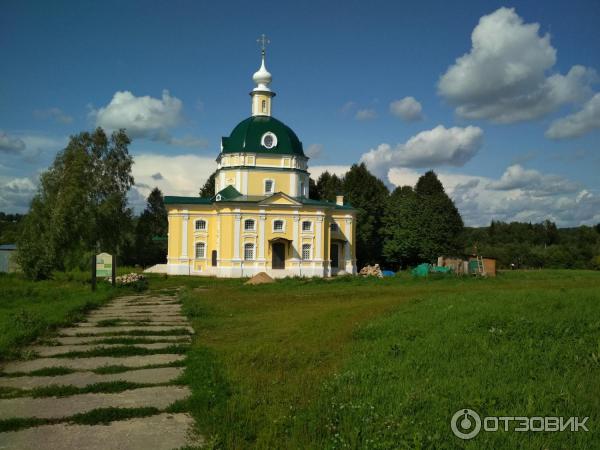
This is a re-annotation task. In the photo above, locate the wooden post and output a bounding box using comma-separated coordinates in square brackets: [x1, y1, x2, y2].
[111, 254, 116, 287]
[91, 254, 97, 292]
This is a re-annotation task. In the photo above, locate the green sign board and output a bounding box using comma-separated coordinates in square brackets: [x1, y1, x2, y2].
[96, 253, 113, 278]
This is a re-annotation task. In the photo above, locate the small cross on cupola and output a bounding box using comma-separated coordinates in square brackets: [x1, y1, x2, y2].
[251, 34, 276, 117]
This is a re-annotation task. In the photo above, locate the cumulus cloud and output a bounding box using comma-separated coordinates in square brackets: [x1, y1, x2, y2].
[130, 153, 216, 212]
[546, 93, 600, 139]
[91, 90, 207, 148]
[355, 108, 377, 121]
[388, 166, 599, 227]
[487, 164, 579, 195]
[389, 97, 423, 121]
[0, 132, 26, 154]
[360, 125, 483, 179]
[34, 107, 73, 124]
[0, 176, 38, 213]
[438, 7, 597, 123]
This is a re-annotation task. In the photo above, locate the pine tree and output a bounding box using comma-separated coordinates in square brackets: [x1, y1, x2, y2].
[199, 171, 217, 197]
[382, 186, 420, 268]
[343, 163, 389, 267]
[134, 188, 168, 267]
[315, 171, 344, 202]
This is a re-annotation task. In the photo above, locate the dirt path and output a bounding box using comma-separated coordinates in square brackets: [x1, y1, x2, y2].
[0, 293, 201, 450]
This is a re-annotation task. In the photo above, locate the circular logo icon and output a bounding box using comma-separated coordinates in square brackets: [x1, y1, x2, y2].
[451, 408, 482, 440]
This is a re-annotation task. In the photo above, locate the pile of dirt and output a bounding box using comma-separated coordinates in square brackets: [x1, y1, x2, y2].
[245, 272, 275, 285]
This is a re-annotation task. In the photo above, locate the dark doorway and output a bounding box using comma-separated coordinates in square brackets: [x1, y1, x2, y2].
[272, 243, 285, 269]
[211, 250, 217, 267]
[331, 243, 339, 269]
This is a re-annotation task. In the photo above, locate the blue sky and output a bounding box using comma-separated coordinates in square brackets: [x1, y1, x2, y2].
[1, 0, 600, 226]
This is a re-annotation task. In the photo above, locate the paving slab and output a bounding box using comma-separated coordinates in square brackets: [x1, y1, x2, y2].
[0, 367, 184, 390]
[87, 312, 185, 318]
[59, 325, 194, 336]
[29, 342, 183, 357]
[80, 320, 189, 327]
[0, 413, 199, 450]
[52, 335, 191, 345]
[1, 354, 185, 374]
[0, 386, 190, 420]
[96, 308, 183, 315]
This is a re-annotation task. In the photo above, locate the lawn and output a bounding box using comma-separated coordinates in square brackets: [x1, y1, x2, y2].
[178, 270, 600, 449]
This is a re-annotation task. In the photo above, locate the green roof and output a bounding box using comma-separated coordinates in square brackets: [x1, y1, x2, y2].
[214, 185, 242, 201]
[221, 116, 305, 156]
[164, 196, 212, 205]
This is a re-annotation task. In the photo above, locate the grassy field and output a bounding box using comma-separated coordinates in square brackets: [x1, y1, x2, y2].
[177, 271, 600, 449]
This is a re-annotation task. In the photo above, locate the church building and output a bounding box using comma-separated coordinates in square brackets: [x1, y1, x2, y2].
[164, 39, 357, 277]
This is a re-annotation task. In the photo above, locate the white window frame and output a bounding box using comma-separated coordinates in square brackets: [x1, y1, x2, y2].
[195, 219, 207, 232]
[272, 219, 285, 232]
[244, 219, 256, 231]
[264, 179, 275, 195]
[301, 220, 313, 233]
[301, 243, 312, 261]
[195, 241, 206, 259]
[244, 243, 255, 261]
[261, 132, 277, 149]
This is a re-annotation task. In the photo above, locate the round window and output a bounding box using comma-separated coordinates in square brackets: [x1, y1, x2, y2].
[261, 132, 277, 149]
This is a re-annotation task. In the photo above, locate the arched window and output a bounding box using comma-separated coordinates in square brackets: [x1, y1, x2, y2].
[195, 219, 206, 231]
[300, 182, 305, 197]
[244, 243, 255, 261]
[195, 242, 206, 259]
[244, 219, 256, 231]
[273, 219, 284, 231]
[302, 244, 311, 260]
[261, 99, 266, 112]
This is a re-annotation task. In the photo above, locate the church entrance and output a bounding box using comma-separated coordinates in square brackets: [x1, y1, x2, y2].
[272, 243, 285, 269]
[330, 243, 339, 269]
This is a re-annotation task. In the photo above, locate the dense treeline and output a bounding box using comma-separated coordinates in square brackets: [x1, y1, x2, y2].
[5, 128, 599, 279]
[463, 221, 600, 270]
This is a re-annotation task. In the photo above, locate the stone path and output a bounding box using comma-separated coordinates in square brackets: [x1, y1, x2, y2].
[0, 293, 201, 449]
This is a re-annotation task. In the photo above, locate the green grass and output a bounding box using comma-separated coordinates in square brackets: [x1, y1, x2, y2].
[177, 270, 600, 449]
[79, 336, 191, 345]
[91, 360, 185, 374]
[49, 344, 188, 358]
[0, 380, 166, 399]
[0, 407, 161, 432]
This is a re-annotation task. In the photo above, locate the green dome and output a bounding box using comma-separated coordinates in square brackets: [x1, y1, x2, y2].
[221, 116, 304, 156]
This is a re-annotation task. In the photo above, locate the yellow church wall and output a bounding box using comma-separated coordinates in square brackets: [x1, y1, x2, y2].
[246, 170, 292, 195]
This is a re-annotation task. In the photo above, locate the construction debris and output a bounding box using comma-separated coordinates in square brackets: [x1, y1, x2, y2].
[245, 272, 275, 285]
[359, 264, 383, 278]
[107, 273, 146, 285]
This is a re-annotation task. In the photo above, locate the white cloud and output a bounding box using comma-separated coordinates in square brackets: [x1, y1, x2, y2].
[388, 166, 598, 227]
[0, 175, 38, 213]
[0, 132, 26, 154]
[306, 144, 323, 159]
[389, 97, 423, 121]
[438, 7, 596, 123]
[34, 107, 73, 124]
[355, 109, 377, 121]
[130, 153, 216, 212]
[360, 125, 483, 179]
[546, 93, 600, 139]
[91, 90, 207, 148]
[487, 164, 579, 195]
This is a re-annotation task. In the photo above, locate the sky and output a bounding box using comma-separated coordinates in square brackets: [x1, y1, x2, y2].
[1, 0, 600, 226]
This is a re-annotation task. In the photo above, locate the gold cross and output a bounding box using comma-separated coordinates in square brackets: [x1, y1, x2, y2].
[257, 34, 270, 53]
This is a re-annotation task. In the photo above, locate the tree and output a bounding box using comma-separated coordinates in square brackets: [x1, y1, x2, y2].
[17, 128, 134, 279]
[413, 171, 464, 261]
[134, 188, 168, 267]
[199, 171, 217, 197]
[342, 163, 389, 267]
[314, 171, 344, 202]
[382, 186, 421, 268]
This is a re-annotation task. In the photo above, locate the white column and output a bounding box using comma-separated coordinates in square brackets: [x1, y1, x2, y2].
[235, 170, 241, 192]
[258, 213, 266, 260]
[345, 216, 353, 271]
[217, 212, 221, 263]
[233, 213, 241, 260]
[290, 172, 298, 196]
[242, 170, 248, 195]
[181, 213, 189, 258]
[315, 216, 323, 260]
[292, 214, 300, 260]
